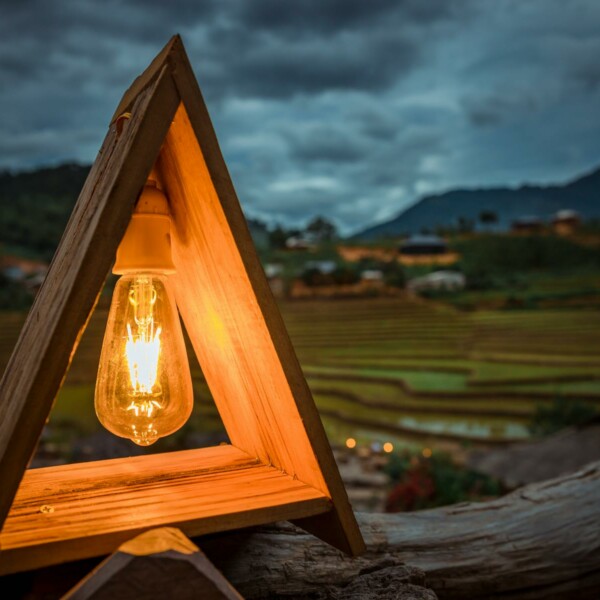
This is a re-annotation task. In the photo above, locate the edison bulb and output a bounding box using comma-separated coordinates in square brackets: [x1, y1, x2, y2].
[95, 273, 193, 445]
[94, 178, 193, 446]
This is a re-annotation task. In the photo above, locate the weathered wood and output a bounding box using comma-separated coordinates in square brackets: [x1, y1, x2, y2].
[0, 66, 180, 528]
[55, 528, 437, 600]
[163, 38, 364, 557]
[63, 528, 244, 600]
[200, 461, 600, 599]
[110, 36, 182, 123]
[0, 446, 330, 575]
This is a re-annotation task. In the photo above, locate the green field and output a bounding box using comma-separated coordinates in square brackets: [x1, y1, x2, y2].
[1, 297, 599, 451]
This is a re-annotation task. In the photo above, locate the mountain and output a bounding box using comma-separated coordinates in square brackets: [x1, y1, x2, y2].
[3, 162, 600, 257]
[353, 166, 600, 240]
[0, 163, 90, 260]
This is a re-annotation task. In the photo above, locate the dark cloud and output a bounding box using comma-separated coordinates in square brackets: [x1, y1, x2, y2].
[572, 59, 600, 92]
[193, 21, 420, 101]
[238, 0, 468, 35]
[354, 108, 399, 141]
[0, 0, 599, 233]
[286, 125, 366, 163]
[464, 93, 540, 128]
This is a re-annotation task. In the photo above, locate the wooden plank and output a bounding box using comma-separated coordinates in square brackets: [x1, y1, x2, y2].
[64, 528, 244, 600]
[110, 35, 181, 123]
[0, 67, 180, 529]
[163, 43, 365, 555]
[0, 445, 331, 575]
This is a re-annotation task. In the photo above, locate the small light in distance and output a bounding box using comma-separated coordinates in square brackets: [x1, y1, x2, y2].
[422, 447, 432, 458]
[346, 437, 357, 449]
[383, 442, 394, 453]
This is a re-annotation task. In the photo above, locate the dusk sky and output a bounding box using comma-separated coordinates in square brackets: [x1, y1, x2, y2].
[1, 0, 600, 233]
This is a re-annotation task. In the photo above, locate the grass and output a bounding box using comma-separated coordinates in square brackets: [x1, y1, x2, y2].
[1, 296, 598, 449]
[307, 365, 470, 392]
[308, 377, 535, 414]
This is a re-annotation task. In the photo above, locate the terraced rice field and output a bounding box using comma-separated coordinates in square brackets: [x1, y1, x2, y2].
[1, 297, 599, 450]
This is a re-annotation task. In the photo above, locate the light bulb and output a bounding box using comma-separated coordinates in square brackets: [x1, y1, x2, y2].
[94, 180, 193, 446]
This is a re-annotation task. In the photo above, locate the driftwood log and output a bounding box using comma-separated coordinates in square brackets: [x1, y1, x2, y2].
[201, 460, 600, 599]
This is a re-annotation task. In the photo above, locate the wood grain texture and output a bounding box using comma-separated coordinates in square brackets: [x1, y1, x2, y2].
[0, 67, 180, 529]
[163, 40, 364, 556]
[64, 528, 244, 600]
[110, 35, 181, 123]
[0, 446, 330, 575]
[0, 35, 363, 565]
[202, 461, 600, 599]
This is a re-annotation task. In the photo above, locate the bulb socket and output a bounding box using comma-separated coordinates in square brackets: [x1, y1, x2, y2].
[113, 184, 176, 275]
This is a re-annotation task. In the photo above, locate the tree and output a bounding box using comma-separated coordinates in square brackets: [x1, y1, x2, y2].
[457, 216, 474, 234]
[305, 216, 337, 242]
[479, 210, 498, 230]
[268, 224, 289, 249]
[268, 224, 301, 249]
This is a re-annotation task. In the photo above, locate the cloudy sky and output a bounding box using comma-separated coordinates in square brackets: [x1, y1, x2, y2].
[1, 0, 599, 233]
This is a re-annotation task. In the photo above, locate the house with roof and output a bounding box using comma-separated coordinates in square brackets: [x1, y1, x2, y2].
[407, 270, 466, 293]
[552, 209, 581, 236]
[398, 235, 459, 266]
[511, 216, 544, 234]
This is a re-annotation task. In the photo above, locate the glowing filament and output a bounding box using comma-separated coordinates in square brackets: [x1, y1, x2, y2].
[125, 322, 162, 396]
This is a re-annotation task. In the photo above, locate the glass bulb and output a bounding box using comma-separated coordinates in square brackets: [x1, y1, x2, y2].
[95, 273, 193, 446]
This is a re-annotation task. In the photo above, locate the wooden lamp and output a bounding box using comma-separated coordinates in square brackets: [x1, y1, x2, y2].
[0, 35, 364, 575]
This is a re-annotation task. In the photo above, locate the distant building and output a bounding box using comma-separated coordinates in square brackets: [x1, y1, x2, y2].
[360, 269, 384, 282]
[264, 263, 283, 279]
[552, 209, 581, 236]
[1, 256, 48, 284]
[263, 263, 284, 297]
[399, 234, 448, 255]
[511, 216, 543, 234]
[359, 269, 385, 291]
[304, 260, 337, 274]
[2, 266, 26, 282]
[285, 232, 318, 251]
[398, 235, 459, 266]
[407, 270, 466, 293]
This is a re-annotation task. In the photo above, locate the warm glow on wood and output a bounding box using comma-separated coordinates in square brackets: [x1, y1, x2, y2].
[0, 35, 365, 574]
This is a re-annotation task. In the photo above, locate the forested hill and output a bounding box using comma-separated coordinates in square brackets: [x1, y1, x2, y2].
[0, 164, 90, 260]
[353, 165, 600, 240]
[3, 162, 600, 257]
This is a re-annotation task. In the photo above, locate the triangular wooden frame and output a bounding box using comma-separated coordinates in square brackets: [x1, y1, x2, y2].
[0, 36, 364, 574]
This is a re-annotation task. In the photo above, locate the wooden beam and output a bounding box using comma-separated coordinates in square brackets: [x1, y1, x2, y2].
[0, 446, 330, 575]
[110, 35, 182, 123]
[162, 39, 365, 557]
[0, 67, 180, 529]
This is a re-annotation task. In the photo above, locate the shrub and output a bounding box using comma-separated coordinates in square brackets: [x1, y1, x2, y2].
[381, 261, 406, 288]
[528, 397, 597, 437]
[384, 450, 502, 512]
[454, 235, 600, 276]
[0, 274, 33, 309]
[332, 266, 360, 285]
